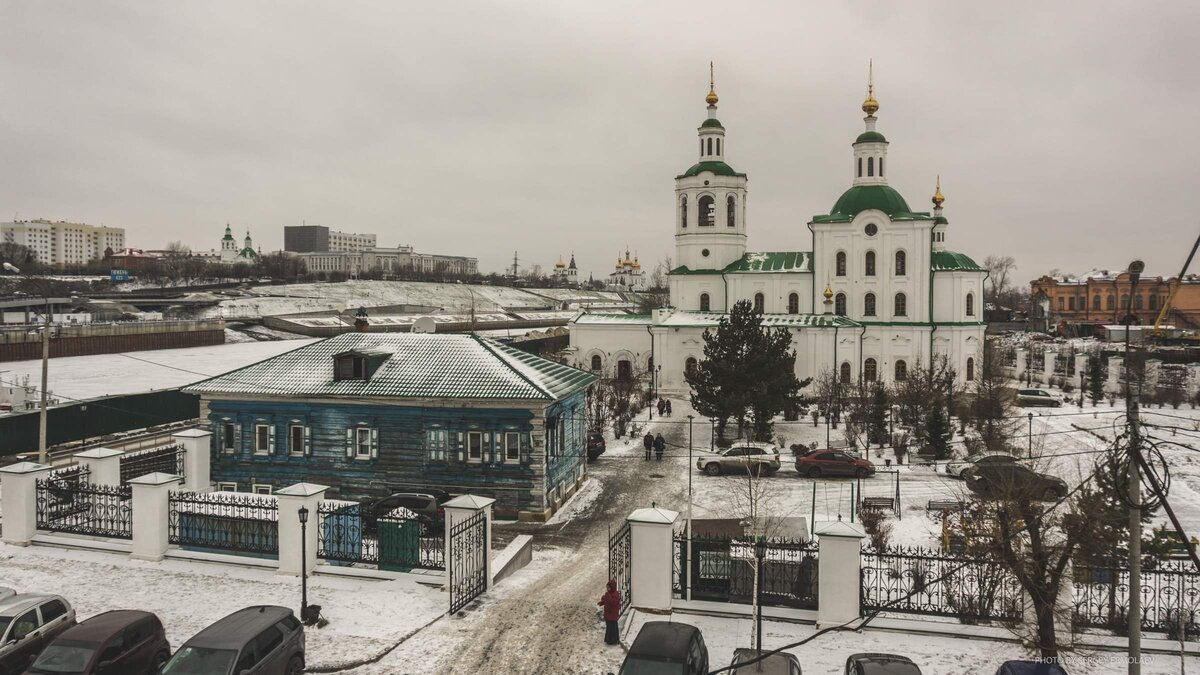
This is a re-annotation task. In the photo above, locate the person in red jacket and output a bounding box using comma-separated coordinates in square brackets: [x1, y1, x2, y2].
[598, 579, 622, 645]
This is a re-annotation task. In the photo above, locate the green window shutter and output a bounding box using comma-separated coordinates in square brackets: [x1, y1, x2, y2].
[456, 432, 465, 462]
[345, 428, 354, 459]
[234, 423, 242, 454]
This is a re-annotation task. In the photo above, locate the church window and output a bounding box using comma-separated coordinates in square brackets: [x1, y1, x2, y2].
[617, 360, 632, 380]
[590, 355, 602, 371]
[894, 292, 907, 317]
[680, 196, 687, 228]
[895, 250, 907, 276]
[1093, 295, 1102, 311]
[895, 360, 907, 381]
[966, 293, 975, 316]
[879, 158, 884, 176]
[840, 362, 852, 384]
[864, 293, 876, 316]
[835, 293, 847, 316]
[686, 357, 698, 374]
[865, 251, 876, 276]
[716, 138, 721, 155]
[699, 139, 703, 155]
[706, 138, 713, 155]
[836, 251, 847, 277]
[698, 196, 715, 226]
[727, 196, 736, 227]
[699, 293, 710, 312]
[867, 157, 874, 177]
[754, 293, 765, 313]
[864, 358, 877, 383]
[966, 357, 975, 382]
[1107, 295, 1115, 310]
[857, 157, 862, 177]
[788, 293, 799, 314]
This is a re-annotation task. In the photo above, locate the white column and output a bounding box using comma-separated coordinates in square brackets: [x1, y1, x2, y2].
[128, 472, 183, 561]
[172, 428, 212, 492]
[0, 462, 54, 546]
[1043, 350, 1057, 384]
[75, 447, 123, 485]
[1015, 349, 1029, 382]
[1107, 357, 1124, 395]
[628, 506, 679, 612]
[275, 483, 329, 576]
[443, 495, 496, 589]
[815, 520, 867, 627]
[1074, 354, 1089, 392]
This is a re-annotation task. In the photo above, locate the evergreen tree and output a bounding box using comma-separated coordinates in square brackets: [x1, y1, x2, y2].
[1088, 356, 1104, 407]
[867, 382, 889, 447]
[925, 400, 951, 459]
[971, 340, 1018, 453]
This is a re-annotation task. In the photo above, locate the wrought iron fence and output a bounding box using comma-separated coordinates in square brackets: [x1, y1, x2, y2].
[168, 491, 278, 556]
[609, 522, 632, 616]
[119, 444, 184, 483]
[316, 501, 444, 571]
[861, 546, 1022, 623]
[1074, 560, 1200, 637]
[36, 473, 131, 540]
[449, 510, 488, 614]
[673, 534, 818, 610]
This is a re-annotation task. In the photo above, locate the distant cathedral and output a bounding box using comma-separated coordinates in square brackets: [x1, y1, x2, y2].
[608, 249, 645, 291]
[552, 253, 579, 286]
[219, 224, 258, 264]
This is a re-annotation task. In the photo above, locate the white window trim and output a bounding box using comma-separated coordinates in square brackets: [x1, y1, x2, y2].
[253, 484, 273, 495]
[222, 421, 237, 454]
[355, 427, 372, 459]
[288, 424, 306, 456]
[467, 431, 483, 464]
[505, 431, 521, 462]
[217, 482, 238, 492]
[254, 423, 271, 455]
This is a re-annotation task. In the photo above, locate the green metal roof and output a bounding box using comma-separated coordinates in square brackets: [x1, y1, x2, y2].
[931, 250, 984, 272]
[571, 313, 653, 325]
[676, 161, 746, 179]
[700, 119, 724, 128]
[184, 332, 596, 401]
[722, 251, 811, 274]
[812, 185, 929, 223]
[658, 311, 860, 329]
[668, 265, 723, 276]
[934, 216, 949, 225]
[855, 131, 888, 144]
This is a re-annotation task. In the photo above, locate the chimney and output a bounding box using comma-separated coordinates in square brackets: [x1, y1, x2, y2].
[354, 307, 370, 332]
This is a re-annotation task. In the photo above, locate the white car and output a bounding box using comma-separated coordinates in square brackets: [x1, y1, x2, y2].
[696, 442, 781, 476]
[1016, 389, 1062, 407]
[945, 453, 1017, 479]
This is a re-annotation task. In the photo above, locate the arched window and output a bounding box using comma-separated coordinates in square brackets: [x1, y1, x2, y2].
[879, 158, 883, 176]
[895, 250, 907, 276]
[840, 362, 852, 384]
[864, 293, 876, 316]
[727, 195, 736, 227]
[835, 293, 847, 316]
[1093, 295, 1101, 310]
[716, 138, 721, 155]
[698, 196, 715, 226]
[1121, 294, 1129, 309]
[754, 293, 765, 313]
[1107, 295, 1116, 310]
[699, 139, 703, 155]
[706, 138, 713, 155]
[895, 360, 907, 381]
[894, 292, 907, 317]
[836, 251, 847, 276]
[1133, 294, 1143, 310]
[857, 157, 862, 177]
[966, 357, 975, 381]
[864, 358, 877, 383]
[590, 355, 602, 371]
[680, 196, 687, 229]
[647, 356, 653, 371]
[685, 357, 698, 374]
[966, 293, 975, 316]
[699, 293, 710, 312]
[617, 360, 632, 380]
[788, 293, 799, 314]
[867, 157, 874, 177]
[1149, 295, 1158, 310]
[865, 251, 876, 276]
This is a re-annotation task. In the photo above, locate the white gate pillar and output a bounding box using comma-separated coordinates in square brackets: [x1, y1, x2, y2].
[1107, 357, 1124, 395]
[628, 506, 679, 612]
[129, 472, 183, 561]
[816, 520, 867, 627]
[75, 447, 123, 485]
[444, 495, 496, 590]
[276, 483, 329, 577]
[0, 462, 54, 546]
[1074, 354, 1090, 392]
[1043, 350, 1057, 383]
[1015, 349, 1029, 382]
[172, 428, 213, 492]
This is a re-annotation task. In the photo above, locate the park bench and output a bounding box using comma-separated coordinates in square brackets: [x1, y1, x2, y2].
[860, 497, 896, 511]
[926, 499, 965, 514]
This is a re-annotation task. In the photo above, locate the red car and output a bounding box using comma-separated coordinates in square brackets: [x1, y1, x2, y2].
[795, 450, 875, 478]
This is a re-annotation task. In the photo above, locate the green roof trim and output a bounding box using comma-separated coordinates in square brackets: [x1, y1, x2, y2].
[855, 131, 888, 144]
[931, 250, 984, 272]
[722, 251, 811, 274]
[700, 119, 724, 128]
[812, 185, 930, 223]
[934, 216, 949, 225]
[669, 265, 724, 276]
[676, 161, 746, 179]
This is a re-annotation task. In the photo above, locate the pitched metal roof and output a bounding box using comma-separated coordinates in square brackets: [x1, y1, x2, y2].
[723, 251, 811, 274]
[184, 332, 596, 401]
[571, 313, 652, 325]
[931, 250, 984, 272]
[657, 311, 860, 328]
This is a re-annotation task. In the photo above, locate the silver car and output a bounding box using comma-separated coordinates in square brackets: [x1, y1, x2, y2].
[1017, 389, 1062, 407]
[945, 453, 1017, 479]
[697, 443, 781, 476]
[0, 593, 76, 675]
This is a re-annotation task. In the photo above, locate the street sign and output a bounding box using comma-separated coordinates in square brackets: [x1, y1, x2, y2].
[110, 269, 130, 282]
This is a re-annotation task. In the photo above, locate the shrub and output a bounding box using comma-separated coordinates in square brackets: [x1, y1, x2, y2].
[859, 507, 893, 550]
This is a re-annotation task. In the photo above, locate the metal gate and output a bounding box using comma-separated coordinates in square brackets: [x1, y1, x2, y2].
[449, 510, 488, 615]
[609, 522, 632, 615]
[36, 471, 132, 540]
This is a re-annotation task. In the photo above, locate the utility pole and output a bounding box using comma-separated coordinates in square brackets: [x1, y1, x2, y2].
[3, 262, 49, 464]
[686, 414, 694, 602]
[1125, 259, 1145, 675]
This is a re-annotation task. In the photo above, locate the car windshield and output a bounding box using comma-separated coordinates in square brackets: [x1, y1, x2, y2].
[619, 657, 685, 675]
[29, 640, 99, 674]
[161, 646, 239, 675]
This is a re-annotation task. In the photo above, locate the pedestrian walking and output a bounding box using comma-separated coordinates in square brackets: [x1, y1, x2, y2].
[598, 579, 622, 645]
[665, 400, 673, 416]
[643, 432, 654, 461]
[657, 399, 665, 416]
[654, 433, 665, 461]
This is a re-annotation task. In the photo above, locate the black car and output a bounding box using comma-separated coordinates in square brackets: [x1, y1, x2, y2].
[845, 653, 922, 675]
[994, 661, 1068, 675]
[615, 621, 708, 675]
[587, 432, 607, 461]
[161, 606, 304, 675]
[730, 648, 801, 674]
[965, 462, 1068, 502]
[25, 610, 169, 675]
[361, 490, 452, 536]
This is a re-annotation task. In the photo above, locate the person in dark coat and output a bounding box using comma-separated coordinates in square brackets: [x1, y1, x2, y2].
[598, 579, 622, 645]
[665, 400, 673, 416]
[643, 432, 654, 460]
[654, 433, 666, 460]
[657, 399, 665, 416]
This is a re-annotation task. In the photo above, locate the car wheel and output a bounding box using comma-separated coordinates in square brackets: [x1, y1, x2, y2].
[155, 651, 170, 671]
[807, 466, 822, 479]
[704, 463, 722, 476]
[1042, 487, 1060, 502]
[287, 655, 304, 675]
[856, 468, 869, 478]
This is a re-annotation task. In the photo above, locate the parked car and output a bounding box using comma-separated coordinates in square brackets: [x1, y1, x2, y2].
[614, 621, 708, 675]
[161, 606, 304, 675]
[730, 648, 802, 674]
[945, 453, 1017, 479]
[796, 451, 876, 478]
[844, 653, 922, 674]
[696, 443, 781, 476]
[587, 432, 607, 461]
[362, 489, 451, 536]
[994, 661, 1068, 675]
[0, 590, 13, 604]
[1017, 389, 1062, 407]
[24, 609, 169, 675]
[0, 594, 76, 675]
[965, 462, 1068, 502]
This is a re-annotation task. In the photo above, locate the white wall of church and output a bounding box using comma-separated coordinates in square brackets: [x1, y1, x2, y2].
[571, 323, 653, 378]
[932, 271, 984, 324]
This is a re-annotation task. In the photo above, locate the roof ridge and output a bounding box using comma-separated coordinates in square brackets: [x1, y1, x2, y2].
[469, 334, 553, 400]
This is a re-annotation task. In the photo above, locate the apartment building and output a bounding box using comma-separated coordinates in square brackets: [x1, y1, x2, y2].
[1, 219, 125, 266]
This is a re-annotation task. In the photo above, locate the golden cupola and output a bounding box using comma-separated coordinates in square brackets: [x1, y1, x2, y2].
[932, 175, 945, 208]
[862, 59, 879, 117]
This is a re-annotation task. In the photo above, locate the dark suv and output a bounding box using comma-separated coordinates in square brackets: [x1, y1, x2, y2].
[161, 606, 303, 675]
[362, 490, 451, 535]
[587, 432, 607, 461]
[965, 462, 1068, 502]
[615, 621, 708, 675]
[25, 610, 169, 675]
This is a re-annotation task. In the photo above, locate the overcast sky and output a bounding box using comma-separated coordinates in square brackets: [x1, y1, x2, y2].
[2, 1, 1197, 283]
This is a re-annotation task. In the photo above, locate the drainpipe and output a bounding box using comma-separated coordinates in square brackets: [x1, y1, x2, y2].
[721, 271, 729, 312]
[929, 235, 937, 358]
[858, 323, 867, 378]
[806, 222, 816, 312]
[645, 324, 656, 402]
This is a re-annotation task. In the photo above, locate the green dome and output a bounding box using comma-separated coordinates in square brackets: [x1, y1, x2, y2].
[700, 118, 724, 128]
[828, 185, 913, 218]
[854, 130, 888, 144]
[676, 161, 746, 179]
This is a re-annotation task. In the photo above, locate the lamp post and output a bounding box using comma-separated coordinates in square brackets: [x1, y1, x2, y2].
[298, 506, 310, 624]
[754, 538, 766, 667]
[80, 404, 88, 449]
[686, 414, 694, 602]
[1125, 259, 1146, 675]
[1027, 412, 1033, 458]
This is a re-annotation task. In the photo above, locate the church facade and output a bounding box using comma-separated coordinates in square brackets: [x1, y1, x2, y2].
[569, 73, 986, 393]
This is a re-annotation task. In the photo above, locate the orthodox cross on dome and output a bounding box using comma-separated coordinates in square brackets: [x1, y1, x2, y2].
[862, 59, 879, 118]
[706, 61, 718, 107]
[932, 174, 945, 208]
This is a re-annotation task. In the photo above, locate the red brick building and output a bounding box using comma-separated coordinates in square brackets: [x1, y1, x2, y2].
[1031, 269, 1200, 331]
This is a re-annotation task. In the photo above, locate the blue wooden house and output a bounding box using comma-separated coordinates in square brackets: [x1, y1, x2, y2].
[184, 332, 597, 520]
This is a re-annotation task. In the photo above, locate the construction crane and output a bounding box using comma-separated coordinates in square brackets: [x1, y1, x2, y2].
[1153, 231, 1200, 338]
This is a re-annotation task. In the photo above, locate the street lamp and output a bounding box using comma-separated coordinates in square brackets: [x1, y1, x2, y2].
[1027, 412, 1033, 457]
[753, 538, 767, 667]
[686, 414, 694, 602]
[298, 506, 311, 624]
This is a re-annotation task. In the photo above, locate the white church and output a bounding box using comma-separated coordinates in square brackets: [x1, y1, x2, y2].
[569, 71, 986, 392]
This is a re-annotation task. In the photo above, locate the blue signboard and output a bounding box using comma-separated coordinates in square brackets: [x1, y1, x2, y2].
[110, 269, 130, 282]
